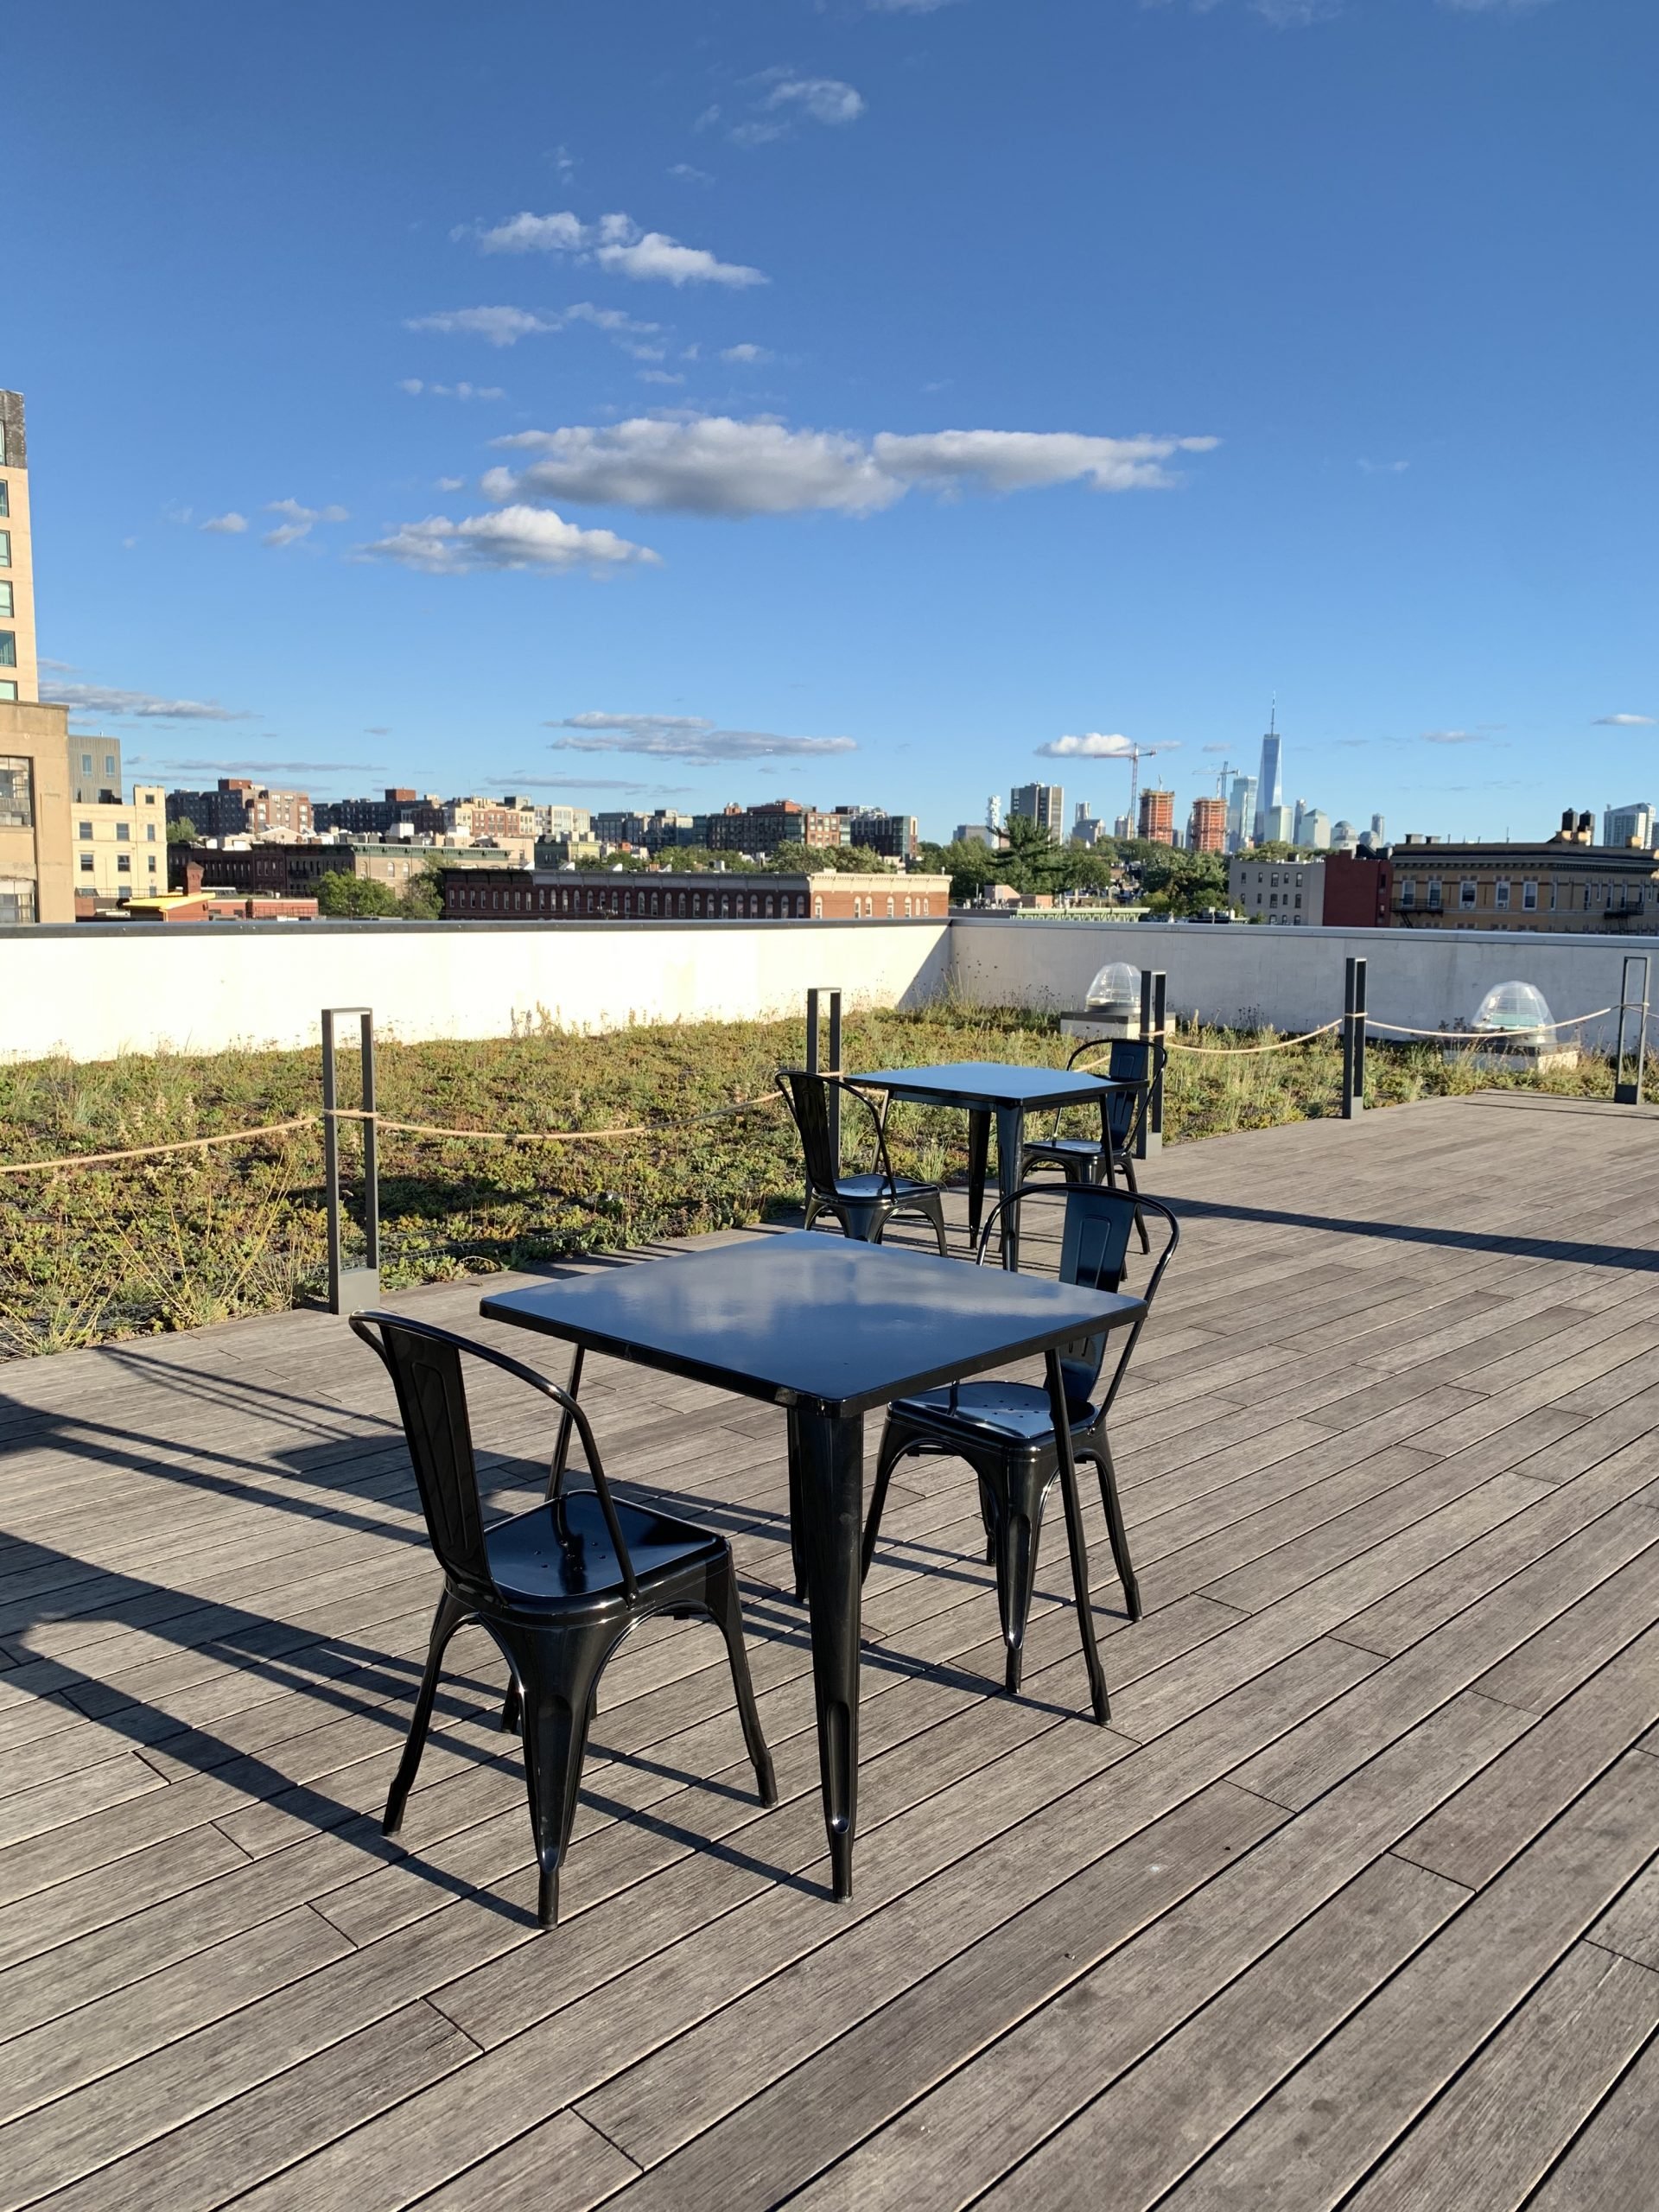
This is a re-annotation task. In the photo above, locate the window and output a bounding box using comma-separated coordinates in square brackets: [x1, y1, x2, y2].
[887, 895, 895, 918]
[0, 874, 35, 925]
[105, 755, 117, 779]
[80, 753, 93, 776]
[0, 531, 9, 565]
[147, 855, 157, 873]
[765, 894, 776, 918]
[0, 633, 15, 668]
[1495, 880, 1510, 910]
[1459, 880, 1477, 909]
[904, 896, 912, 918]
[1522, 880, 1537, 911]
[117, 855, 130, 874]
[1427, 880, 1442, 911]
[1400, 879, 1416, 908]
[0, 480, 9, 513]
[814, 894, 823, 918]
[0, 681, 14, 701]
[115, 821, 130, 842]
[0, 757, 34, 829]
[79, 854, 95, 874]
[1549, 881, 1558, 911]
[0, 583, 11, 617]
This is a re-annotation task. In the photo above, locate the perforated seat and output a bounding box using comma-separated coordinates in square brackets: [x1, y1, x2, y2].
[777, 1067, 949, 1252]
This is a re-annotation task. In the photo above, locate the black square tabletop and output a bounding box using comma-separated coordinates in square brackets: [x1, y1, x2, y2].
[480, 1230, 1143, 1417]
[851, 1059, 1117, 1110]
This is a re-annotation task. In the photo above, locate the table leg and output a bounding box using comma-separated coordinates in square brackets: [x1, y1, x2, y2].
[1044, 1348, 1110, 1724]
[966, 1109, 990, 1251]
[995, 1105, 1024, 1270]
[789, 1406, 865, 1900]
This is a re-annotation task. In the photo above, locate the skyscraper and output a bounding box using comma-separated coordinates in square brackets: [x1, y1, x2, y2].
[1253, 713, 1283, 843]
[1010, 782, 1065, 837]
[1227, 772, 1257, 850]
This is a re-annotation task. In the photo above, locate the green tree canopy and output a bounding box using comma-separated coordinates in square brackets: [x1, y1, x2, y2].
[314, 871, 402, 918]
[166, 817, 197, 845]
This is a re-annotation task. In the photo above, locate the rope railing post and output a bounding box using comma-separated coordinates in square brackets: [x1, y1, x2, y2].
[322, 1007, 380, 1316]
[1342, 956, 1368, 1119]
[1614, 956, 1649, 1106]
[805, 986, 843, 1191]
[1139, 969, 1166, 1157]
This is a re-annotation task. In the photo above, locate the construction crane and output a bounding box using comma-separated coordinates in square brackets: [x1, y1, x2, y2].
[1115, 741, 1173, 830]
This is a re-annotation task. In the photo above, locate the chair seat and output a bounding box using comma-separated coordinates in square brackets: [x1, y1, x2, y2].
[831, 1173, 938, 1202]
[484, 1491, 725, 1612]
[1023, 1136, 1116, 1164]
[889, 1379, 1100, 1446]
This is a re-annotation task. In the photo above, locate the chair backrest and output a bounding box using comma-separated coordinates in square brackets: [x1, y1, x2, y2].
[776, 1068, 893, 1195]
[977, 1181, 1179, 1409]
[353, 1315, 493, 1596]
[1062, 1037, 1153, 1150]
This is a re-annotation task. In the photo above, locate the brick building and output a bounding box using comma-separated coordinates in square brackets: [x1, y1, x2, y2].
[313, 788, 448, 837]
[1186, 796, 1226, 854]
[169, 840, 505, 897]
[1324, 851, 1394, 927]
[167, 778, 313, 838]
[1138, 788, 1176, 845]
[1390, 812, 1659, 931]
[441, 868, 950, 923]
[702, 799, 850, 855]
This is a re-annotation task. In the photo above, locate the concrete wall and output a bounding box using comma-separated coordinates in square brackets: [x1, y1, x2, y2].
[950, 915, 1656, 1051]
[1, 917, 951, 1060]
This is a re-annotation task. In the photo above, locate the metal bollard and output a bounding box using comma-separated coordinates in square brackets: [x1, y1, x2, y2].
[1138, 969, 1166, 1157]
[805, 987, 843, 1198]
[1342, 956, 1369, 1119]
[1614, 955, 1649, 1106]
[321, 1007, 380, 1315]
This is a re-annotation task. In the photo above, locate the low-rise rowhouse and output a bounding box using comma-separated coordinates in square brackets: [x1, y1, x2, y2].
[1227, 851, 1393, 927]
[170, 841, 516, 897]
[1391, 812, 1659, 931]
[441, 868, 950, 922]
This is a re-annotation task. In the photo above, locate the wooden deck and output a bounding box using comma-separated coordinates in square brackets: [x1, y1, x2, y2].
[1, 1090, 1656, 2209]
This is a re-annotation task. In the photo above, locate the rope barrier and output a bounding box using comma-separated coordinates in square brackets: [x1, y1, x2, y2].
[1366, 1006, 1615, 1041]
[1161, 1021, 1344, 1057]
[321, 1093, 786, 1144]
[0, 1118, 319, 1179]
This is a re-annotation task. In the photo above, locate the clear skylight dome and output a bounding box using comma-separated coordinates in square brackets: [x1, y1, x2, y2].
[1472, 981, 1552, 1042]
[1085, 961, 1141, 1014]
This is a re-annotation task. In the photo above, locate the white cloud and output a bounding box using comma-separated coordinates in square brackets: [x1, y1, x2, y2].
[1439, 0, 1550, 11]
[1594, 713, 1656, 728]
[639, 369, 686, 386]
[41, 682, 252, 721]
[145, 756, 383, 774]
[1254, 0, 1342, 22]
[199, 512, 248, 534]
[760, 76, 866, 126]
[264, 498, 349, 549]
[721, 343, 774, 364]
[486, 416, 1218, 518]
[407, 306, 557, 346]
[435, 476, 466, 492]
[1358, 457, 1410, 474]
[1037, 732, 1183, 760]
[362, 505, 660, 575]
[398, 378, 505, 400]
[467, 209, 766, 288]
[866, 0, 963, 10]
[1422, 728, 1485, 745]
[547, 711, 855, 763]
[669, 162, 715, 185]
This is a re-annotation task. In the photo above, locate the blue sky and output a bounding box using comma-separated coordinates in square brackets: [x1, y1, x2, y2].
[10, 0, 1655, 842]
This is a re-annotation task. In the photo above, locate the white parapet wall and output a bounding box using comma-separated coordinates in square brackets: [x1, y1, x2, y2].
[949, 915, 1659, 1053]
[3, 918, 951, 1061]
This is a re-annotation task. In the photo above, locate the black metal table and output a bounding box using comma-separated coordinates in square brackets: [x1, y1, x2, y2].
[851, 1059, 1132, 1268]
[480, 1231, 1143, 1899]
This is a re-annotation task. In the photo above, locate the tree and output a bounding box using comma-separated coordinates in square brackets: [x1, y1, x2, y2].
[315, 871, 401, 918]
[1141, 850, 1230, 918]
[397, 864, 445, 919]
[769, 842, 898, 874]
[166, 817, 197, 845]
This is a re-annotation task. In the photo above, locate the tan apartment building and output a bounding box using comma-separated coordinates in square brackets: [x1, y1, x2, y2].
[70, 734, 124, 804]
[444, 795, 540, 844]
[0, 699, 73, 922]
[0, 391, 38, 708]
[73, 783, 168, 906]
[1390, 813, 1659, 931]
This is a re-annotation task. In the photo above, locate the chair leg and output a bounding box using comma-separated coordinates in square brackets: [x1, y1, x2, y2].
[918, 1190, 949, 1256]
[499, 1677, 522, 1735]
[977, 1473, 998, 1564]
[988, 1465, 1046, 1696]
[708, 1552, 779, 1805]
[519, 1633, 607, 1930]
[384, 1589, 468, 1836]
[840, 1198, 885, 1243]
[1084, 1433, 1141, 1621]
[1120, 1152, 1151, 1254]
[860, 1421, 917, 1582]
[788, 1418, 808, 1604]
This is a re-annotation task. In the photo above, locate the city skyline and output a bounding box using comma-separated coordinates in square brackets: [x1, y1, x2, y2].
[6, 2, 1655, 846]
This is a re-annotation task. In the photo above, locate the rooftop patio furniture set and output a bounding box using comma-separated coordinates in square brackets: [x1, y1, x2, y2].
[356, 1042, 1179, 1928]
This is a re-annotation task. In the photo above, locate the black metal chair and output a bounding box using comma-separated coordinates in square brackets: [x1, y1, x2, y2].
[859, 1183, 1179, 1697]
[777, 1067, 949, 1253]
[351, 1311, 777, 1929]
[1022, 1038, 1154, 1251]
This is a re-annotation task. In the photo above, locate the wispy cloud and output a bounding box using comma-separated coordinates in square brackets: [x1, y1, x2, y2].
[467, 209, 766, 288]
[1594, 712, 1656, 728]
[406, 306, 558, 346]
[264, 498, 349, 549]
[1438, 0, 1552, 12]
[668, 162, 714, 186]
[547, 711, 856, 763]
[1358, 457, 1410, 474]
[144, 757, 384, 774]
[41, 683, 253, 722]
[486, 416, 1218, 518]
[199, 512, 248, 534]
[361, 505, 660, 575]
[1422, 728, 1486, 745]
[398, 378, 505, 400]
[865, 0, 963, 10]
[721, 343, 775, 365]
